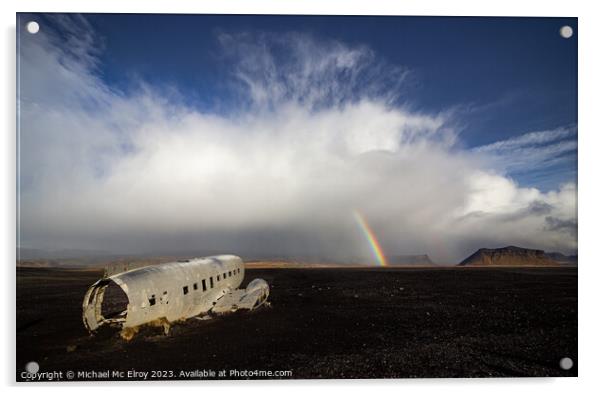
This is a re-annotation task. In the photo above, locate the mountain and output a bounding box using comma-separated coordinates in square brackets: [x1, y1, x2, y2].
[544, 252, 578, 265]
[388, 254, 435, 266]
[17, 247, 113, 260]
[458, 246, 559, 267]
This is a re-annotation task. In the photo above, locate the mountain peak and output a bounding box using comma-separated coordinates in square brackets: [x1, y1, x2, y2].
[459, 246, 554, 266]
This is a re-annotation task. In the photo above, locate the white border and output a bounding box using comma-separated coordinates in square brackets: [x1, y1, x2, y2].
[2, 0, 600, 393]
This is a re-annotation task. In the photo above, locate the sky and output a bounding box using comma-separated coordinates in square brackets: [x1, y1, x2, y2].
[17, 13, 578, 263]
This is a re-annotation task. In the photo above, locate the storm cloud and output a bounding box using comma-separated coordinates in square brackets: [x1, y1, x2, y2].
[18, 16, 577, 263]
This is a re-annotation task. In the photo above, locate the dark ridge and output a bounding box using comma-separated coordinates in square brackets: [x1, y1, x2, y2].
[458, 246, 559, 266]
[544, 252, 578, 265]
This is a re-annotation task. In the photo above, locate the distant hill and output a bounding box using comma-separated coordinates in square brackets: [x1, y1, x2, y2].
[388, 254, 435, 266]
[544, 252, 578, 265]
[17, 247, 118, 260]
[458, 246, 559, 267]
[16, 260, 54, 268]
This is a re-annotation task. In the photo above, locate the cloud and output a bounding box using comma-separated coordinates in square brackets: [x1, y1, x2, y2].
[545, 216, 578, 238]
[472, 126, 577, 187]
[18, 16, 577, 263]
[217, 32, 410, 111]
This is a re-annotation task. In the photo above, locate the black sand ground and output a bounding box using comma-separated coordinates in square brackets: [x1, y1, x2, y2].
[16, 267, 577, 380]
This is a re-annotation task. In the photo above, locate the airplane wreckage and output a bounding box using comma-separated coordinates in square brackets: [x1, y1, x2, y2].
[82, 255, 269, 340]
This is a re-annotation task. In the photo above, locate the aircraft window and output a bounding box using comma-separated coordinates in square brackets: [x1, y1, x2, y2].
[202, 279, 207, 291]
[149, 295, 156, 306]
[193, 283, 198, 291]
[217, 275, 220, 281]
[183, 286, 189, 295]
[210, 277, 214, 288]
[229, 271, 232, 277]
[224, 272, 227, 279]
[238, 268, 240, 274]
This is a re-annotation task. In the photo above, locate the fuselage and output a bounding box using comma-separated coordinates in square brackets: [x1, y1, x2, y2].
[83, 255, 245, 331]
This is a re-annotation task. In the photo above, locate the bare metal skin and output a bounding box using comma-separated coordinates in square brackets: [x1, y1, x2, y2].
[82, 255, 269, 337]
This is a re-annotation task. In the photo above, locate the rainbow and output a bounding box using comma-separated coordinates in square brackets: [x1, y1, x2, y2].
[353, 210, 388, 267]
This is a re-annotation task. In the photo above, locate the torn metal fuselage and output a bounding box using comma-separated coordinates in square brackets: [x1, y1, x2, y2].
[82, 255, 269, 338]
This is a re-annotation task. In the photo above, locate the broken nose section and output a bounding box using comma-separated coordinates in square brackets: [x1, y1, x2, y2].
[82, 279, 129, 333]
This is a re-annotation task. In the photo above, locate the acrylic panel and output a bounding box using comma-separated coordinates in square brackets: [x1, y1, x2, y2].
[16, 13, 577, 381]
